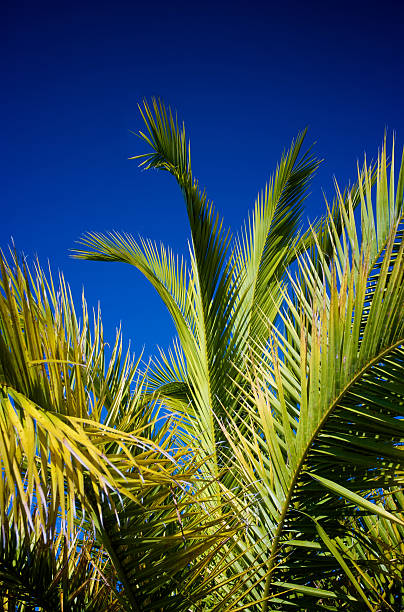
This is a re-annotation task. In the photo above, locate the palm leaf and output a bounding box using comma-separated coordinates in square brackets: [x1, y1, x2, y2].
[73, 100, 319, 483]
[219, 140, 404, 610]
[234, 131, 320, 343]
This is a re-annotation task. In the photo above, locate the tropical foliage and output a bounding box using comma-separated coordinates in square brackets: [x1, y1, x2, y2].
[0, 251, 240, 610]
[1, 100, 403, 610]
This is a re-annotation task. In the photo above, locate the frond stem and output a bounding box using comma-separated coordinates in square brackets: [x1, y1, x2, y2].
[261, 336, 404, 611]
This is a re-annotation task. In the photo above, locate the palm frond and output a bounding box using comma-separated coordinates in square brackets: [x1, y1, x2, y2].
[234, 131, 320, 342]
[0, 251, 200, 537]
[219, 139, 404, 610]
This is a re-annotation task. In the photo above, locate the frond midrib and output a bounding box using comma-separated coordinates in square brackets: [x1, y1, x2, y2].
[190, 246, 219, 482]
[261, 335, 404, 611]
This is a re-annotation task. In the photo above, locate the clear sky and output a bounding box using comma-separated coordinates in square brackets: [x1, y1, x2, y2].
[2, 0, 404, 357]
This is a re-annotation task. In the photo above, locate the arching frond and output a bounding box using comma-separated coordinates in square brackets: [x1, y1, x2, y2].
[219, 140, 404, 610]
[73, 101, 319, 482]
[234, 131, 320, 343]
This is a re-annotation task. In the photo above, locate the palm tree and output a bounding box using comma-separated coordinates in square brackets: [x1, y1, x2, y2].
[1, 100, 403, 610]
[74, 100, 320, 479]
[75, 101, 404, 610]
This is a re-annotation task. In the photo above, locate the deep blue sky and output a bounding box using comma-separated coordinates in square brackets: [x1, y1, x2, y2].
[2, 0, 404, 357]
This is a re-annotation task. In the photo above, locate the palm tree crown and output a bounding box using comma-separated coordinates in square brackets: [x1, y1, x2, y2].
[1, 100, 403, 610]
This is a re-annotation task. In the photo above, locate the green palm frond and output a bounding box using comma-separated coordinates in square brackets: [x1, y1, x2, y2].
[74, 233, 193, 336]
[0, 253, 120, 535]
[234, 131, 320, 342]
[73, 100, 319, 480]
[130, 99, 244, 472]
[91, 478, 246, 611]
[0, 250, 204, 538]
[219, 140, 404, 610]
[74, 99, 235, 472]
